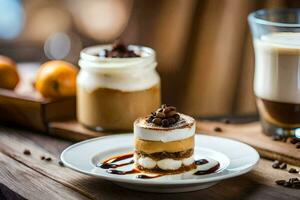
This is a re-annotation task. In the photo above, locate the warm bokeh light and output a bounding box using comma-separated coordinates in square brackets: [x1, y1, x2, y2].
[67, 0, 133, 42]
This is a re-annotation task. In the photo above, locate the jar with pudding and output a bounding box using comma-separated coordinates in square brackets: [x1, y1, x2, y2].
[77, 44, 161, 131]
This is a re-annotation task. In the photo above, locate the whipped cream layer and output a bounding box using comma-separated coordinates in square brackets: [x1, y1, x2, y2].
[134, 114, 195, 142]
[78, 45, 160, 92]
[135, 155, 194, 170]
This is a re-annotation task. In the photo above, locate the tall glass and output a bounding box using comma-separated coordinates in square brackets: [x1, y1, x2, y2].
[248, 9, 300, 138]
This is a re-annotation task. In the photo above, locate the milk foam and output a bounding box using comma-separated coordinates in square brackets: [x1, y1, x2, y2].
[134, 114, 195, 142]
[77, 67, 160, 92]
[254, 32, 300, 104]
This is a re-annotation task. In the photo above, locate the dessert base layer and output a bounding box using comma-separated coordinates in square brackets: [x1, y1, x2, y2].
[135, 163, 196, 174]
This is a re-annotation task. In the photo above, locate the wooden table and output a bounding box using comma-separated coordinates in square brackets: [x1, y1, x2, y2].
[0, 125, 299, 200]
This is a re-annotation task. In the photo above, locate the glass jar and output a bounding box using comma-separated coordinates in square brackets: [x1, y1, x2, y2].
[77, 45, 161, 131]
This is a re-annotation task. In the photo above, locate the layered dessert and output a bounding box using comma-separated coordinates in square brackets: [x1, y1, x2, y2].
[134, 105, 196, 174]
[77, 43, 161, 131]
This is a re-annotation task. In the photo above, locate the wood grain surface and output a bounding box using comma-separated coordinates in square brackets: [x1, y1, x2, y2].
[0, 125, 299, 200]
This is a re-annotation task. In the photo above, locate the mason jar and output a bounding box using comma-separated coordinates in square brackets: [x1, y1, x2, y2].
[77, 45, 161, 131]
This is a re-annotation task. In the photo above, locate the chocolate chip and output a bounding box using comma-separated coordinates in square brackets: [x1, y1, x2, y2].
[275, 180, 286, 185]
[40, 156, 45, 160]
[58, 160, 64, 167]
[214, 127, 222, 132]
[156, 112, 165, 118]
[23, 149, 31, 155]
[279, 163, 287, 169]
[161, 119, 169, 127]
[288, 168, 299, 173]
[296, 143, 300, 149]
[45, 157, 52, 162]
[153, 118, 162, 125]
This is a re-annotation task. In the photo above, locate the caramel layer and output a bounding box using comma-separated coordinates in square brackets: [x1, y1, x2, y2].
[136, 149, 193, 160]
[135, 136, 194, 154]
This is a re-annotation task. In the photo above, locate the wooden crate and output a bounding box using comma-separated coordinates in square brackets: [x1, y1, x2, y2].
[0, 63, 76, 132]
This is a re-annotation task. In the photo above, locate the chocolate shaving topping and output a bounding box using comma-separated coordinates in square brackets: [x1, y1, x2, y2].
[146, 104, 182, 127]
[101, 42, 140, 58]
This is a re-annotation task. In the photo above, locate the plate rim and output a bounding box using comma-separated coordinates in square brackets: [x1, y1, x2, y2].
[60, 133, 260, 185]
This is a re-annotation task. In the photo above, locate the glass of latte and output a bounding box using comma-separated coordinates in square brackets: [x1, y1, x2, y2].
[249, 9, 300, 138]
[77, 44, 161, 131]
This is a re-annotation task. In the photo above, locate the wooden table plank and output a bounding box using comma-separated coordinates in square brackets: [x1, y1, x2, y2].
[0, 152, 90, 200]
[0, 126, 299, 200]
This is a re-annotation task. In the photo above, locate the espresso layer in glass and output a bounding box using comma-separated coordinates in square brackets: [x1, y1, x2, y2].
[257, 98, 300, 129]
[77, 84, 160, 131]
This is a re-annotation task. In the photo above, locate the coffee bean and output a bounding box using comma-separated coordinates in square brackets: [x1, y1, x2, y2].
[276, 178, 300, 189]
[288, 168, 299, 173]
[45, 157, 52, 162]
[40, 156, 45, 160]
[290, 138, 298, 144]
[163, 106, 176, 114]
[168, 117, 176, 124]
[296, 143, 300, 149]
[58, 160, 64, 167]
[156, 112, 165, 118]
[272, 135, 283, 141]
[166, 110, 177, 118]
[161, 104, 167, 109]
[153, 118, 162, 125]
[157, 108, 163, 113]
[214, 127, 222, 132]
[161, 119, 169, 127]
[279, 163, 287, 169]
[222, 119, 230, 124]
[23, 149, 31, 155]
[146, 116, 154, 123]
[272, 160, 282, 169]
[275, 180, 286, 185]
[174, 114, 180, 121]
[284, 181, 292, 187]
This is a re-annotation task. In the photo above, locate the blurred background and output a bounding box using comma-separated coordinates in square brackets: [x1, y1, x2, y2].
[1, 0, 300, 117]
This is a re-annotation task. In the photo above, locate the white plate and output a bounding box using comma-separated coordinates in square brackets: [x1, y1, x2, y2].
[61, 134, 259, 193]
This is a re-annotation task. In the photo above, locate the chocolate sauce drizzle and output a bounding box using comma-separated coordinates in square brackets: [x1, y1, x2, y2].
[97, 153, 220, 179]
[98, 153, 134, 169]
[194, 162, 220, 175]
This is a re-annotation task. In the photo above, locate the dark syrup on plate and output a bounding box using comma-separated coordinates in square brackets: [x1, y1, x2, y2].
[97, 153, 220, 179]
